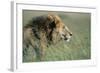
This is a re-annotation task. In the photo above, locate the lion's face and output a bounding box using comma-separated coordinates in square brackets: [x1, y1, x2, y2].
[23, 14, 72, 61]
[57, 23, 72, 42]
[48, 14, 72, 43]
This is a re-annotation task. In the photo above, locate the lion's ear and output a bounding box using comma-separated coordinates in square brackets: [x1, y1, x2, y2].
[47, 14, 56, 28]
[47, 14, 60, 28]
[47, 14, 54, 22]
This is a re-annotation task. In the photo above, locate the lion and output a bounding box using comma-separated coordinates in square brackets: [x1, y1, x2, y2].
[23, 14, 72, 61]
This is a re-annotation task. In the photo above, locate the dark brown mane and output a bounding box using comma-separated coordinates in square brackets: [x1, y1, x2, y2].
[23, 14, 72, 61]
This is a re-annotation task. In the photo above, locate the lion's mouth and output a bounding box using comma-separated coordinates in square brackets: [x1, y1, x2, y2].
[60, 34, 71, 42]
[65, 38, 70, 42]
[63, 35, 72, 42]
[64, 37, 68, 40]
[60, 36, 71, 42]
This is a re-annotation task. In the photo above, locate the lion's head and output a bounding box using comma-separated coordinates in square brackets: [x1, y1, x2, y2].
[27, 14, 72, 44]
[46, 14, 72, 44]
[23, 13, 73, 61]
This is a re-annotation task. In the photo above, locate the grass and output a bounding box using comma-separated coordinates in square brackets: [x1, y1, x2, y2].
[23, 10, 91, 62]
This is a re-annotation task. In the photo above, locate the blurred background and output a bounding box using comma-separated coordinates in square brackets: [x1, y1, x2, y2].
[23, 10, 91, 62]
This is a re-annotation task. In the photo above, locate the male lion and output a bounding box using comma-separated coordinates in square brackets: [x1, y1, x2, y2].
[23, 14, 72, 61]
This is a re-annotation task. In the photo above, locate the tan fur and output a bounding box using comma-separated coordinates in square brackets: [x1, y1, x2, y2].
[23, 14, 72, 61]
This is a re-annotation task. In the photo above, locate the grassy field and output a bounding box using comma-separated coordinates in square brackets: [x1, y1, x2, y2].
[23, 10, 91, 62]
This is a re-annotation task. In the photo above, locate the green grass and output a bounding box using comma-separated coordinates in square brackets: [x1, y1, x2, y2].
[23, 10, 91, 62]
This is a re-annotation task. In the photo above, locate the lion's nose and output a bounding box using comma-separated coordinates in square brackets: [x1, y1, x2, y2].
[70, 33, 72, 36]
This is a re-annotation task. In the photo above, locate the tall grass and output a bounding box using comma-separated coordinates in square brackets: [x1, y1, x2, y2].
[23, 11, 91, 62]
